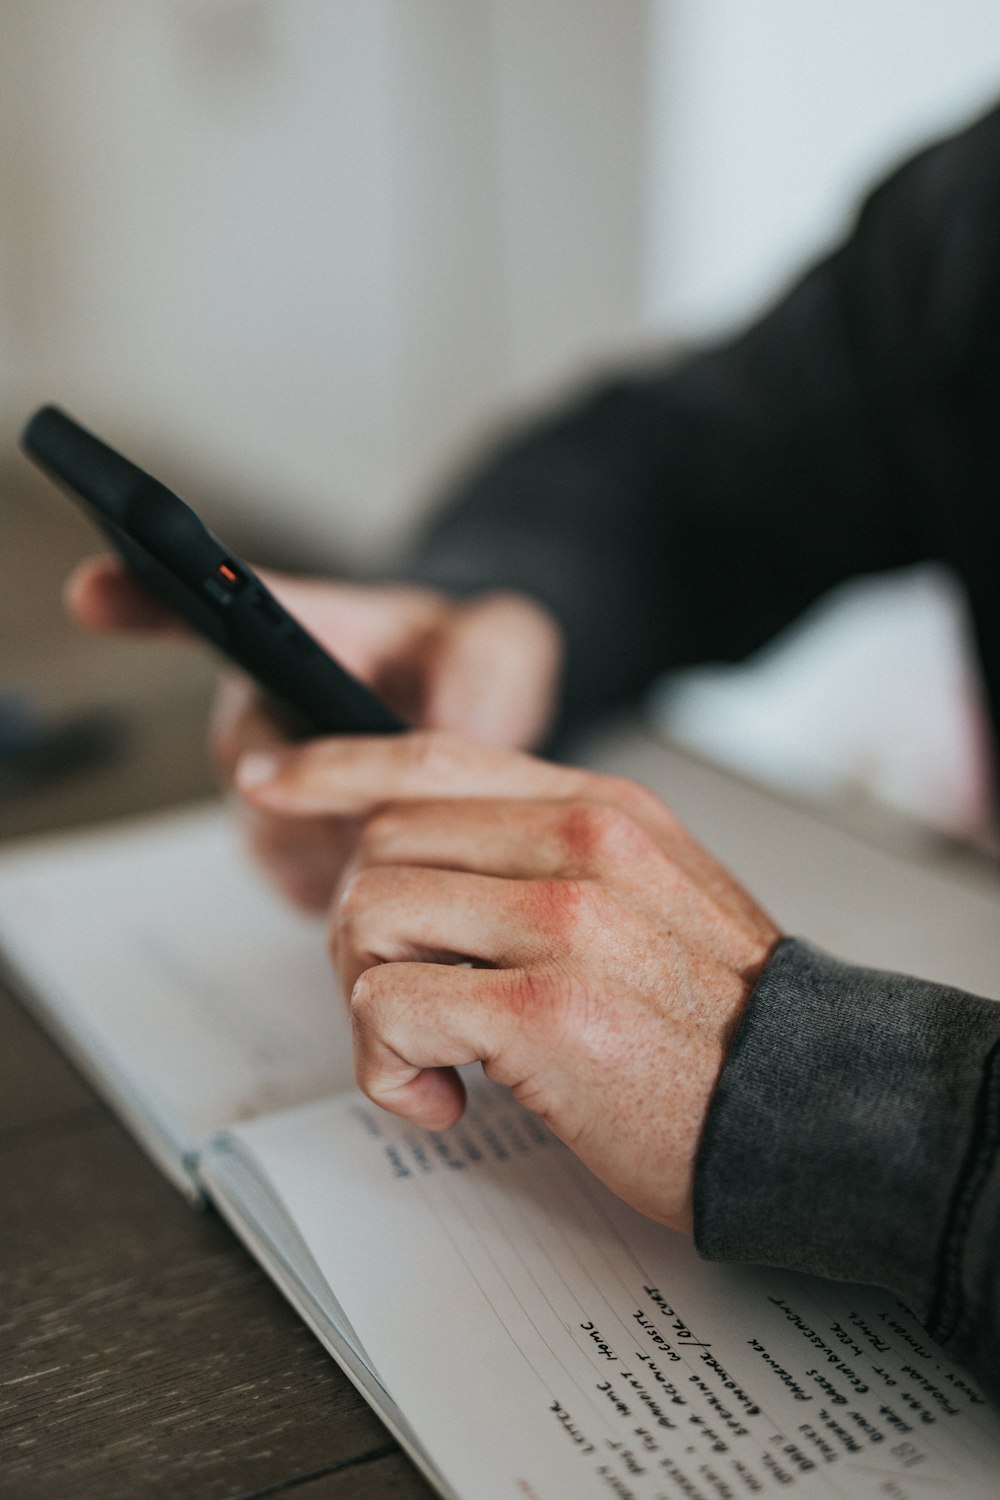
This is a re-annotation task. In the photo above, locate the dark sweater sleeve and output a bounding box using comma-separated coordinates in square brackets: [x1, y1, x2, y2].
[694, 938, 1000, 1405]
[404, 106, 1000, 735]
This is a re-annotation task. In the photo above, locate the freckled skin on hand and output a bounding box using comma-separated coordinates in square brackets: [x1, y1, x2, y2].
[65, 547, 781, 1234]
[238, 728, 782, 1235]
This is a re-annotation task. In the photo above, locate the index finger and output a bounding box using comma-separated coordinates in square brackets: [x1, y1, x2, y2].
[64, 555, 187, 635]
[210, 671, 297, 779]
[234, 730, 588, 815]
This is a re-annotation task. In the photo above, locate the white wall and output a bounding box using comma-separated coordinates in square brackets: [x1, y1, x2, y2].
[647, 0, 1000, 338]
[385, 1, 650, 524]
[4, 1, 402, 558]
[1, 0, 649, 567]
[645, 1, 1000, 834]
[487, 1, 649, 403]
[6, 2, 1000, 566]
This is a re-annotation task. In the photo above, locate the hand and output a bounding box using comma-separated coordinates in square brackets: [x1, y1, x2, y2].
[65, 557, 564, 909]
[236, 730, 782, 1232]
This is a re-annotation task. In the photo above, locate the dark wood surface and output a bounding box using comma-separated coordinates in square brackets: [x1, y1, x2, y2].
[0, 466, 435, 1499]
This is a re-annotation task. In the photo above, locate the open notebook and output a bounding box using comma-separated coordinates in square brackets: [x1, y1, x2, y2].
[2, 749, 1000, 1499]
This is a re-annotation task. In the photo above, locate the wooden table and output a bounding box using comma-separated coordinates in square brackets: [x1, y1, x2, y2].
[0, 978, 435, 1500]
[0, 465, 435, 1499]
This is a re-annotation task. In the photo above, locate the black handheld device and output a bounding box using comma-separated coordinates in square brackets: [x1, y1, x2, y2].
[21, 406, 405, 737]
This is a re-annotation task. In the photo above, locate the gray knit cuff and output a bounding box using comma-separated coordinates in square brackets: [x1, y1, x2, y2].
[694, 937, 1000, 1320]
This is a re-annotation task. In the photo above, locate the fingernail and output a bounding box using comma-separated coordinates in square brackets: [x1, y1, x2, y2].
[236, 751, 284, 791]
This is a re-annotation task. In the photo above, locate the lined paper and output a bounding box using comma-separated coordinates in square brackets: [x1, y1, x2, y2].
[218, 1075, 1000, 1500]
[0, 806, 351, 1151]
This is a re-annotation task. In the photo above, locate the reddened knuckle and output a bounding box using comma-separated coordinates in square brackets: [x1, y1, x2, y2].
[501, 966, 572, 1027]
[529, 876, 604, 944]
[535, 876, 573, 922]
[500, 967, 591, 1052]
[559, 797, 653, 869]
[557, 801, 606, 862]
[577, 879, 619, 933]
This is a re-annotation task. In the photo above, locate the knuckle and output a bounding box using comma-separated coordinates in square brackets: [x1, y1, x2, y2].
[556, 801, 607, 863]
[529, 876, 612, 945]
[405, 728, 464, 781]
[501, 965, 568, 1022]
[349, 962, 386, 1023]
[357, 803, 407, 862]
[329, 867, 384, 958]
[343, 863, 384, 913]
[610, 774, 683, 835]
[349, 992, 380, 1090]
[570, 878, 619, 938]
[558, 797, 654, 869]
[601, 773, 658, 816]
[497, 967, 596, 1062]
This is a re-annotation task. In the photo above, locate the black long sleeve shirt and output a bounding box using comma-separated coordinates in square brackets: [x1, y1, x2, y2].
[404, 105, 1000, 1404]
[409, 105, 1000, 752]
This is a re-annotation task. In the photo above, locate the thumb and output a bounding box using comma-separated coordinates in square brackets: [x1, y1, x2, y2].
[64, 556, 187, 636]
[421, 595, 562, 749]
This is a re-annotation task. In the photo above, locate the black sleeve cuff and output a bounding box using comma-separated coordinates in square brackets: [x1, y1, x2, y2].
[694, 937, 1000, 1330]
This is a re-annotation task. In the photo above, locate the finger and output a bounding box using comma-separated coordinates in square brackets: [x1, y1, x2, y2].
[332, 864, 554, 996]
[64, 556, 187, 635]
[261, 576, 445, 690]
[578, 775, 776, 933]
[240, 805, 360, 912]
[235, 729, 586, 815]
[350, 961, 516, 1129]
[210, 672, 296, 780]
[212, 673, 363, 912]
[421, 594, 562, 747]
[356, 796, 658, 882]
[358, 799, 572, 879]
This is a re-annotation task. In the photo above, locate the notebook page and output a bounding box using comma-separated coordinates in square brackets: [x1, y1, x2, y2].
[0, 804, 352, 1161]
[217, 1076, 1000, 1500]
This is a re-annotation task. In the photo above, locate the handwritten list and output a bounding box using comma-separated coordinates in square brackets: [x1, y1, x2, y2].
[220, 1074, 1000, 1500]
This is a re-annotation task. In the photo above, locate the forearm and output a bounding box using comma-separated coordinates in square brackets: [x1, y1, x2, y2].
[404, 308, 908, 734]
[695, 938, 1000, 1403]
[403, 379, 686, 732]
[405, 107, 1000, 735]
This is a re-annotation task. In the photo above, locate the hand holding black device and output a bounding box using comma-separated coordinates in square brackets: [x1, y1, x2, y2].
[21, 406, 405, 738]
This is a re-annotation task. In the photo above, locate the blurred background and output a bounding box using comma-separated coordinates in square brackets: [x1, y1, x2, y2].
[3, 0, 1000, 844]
